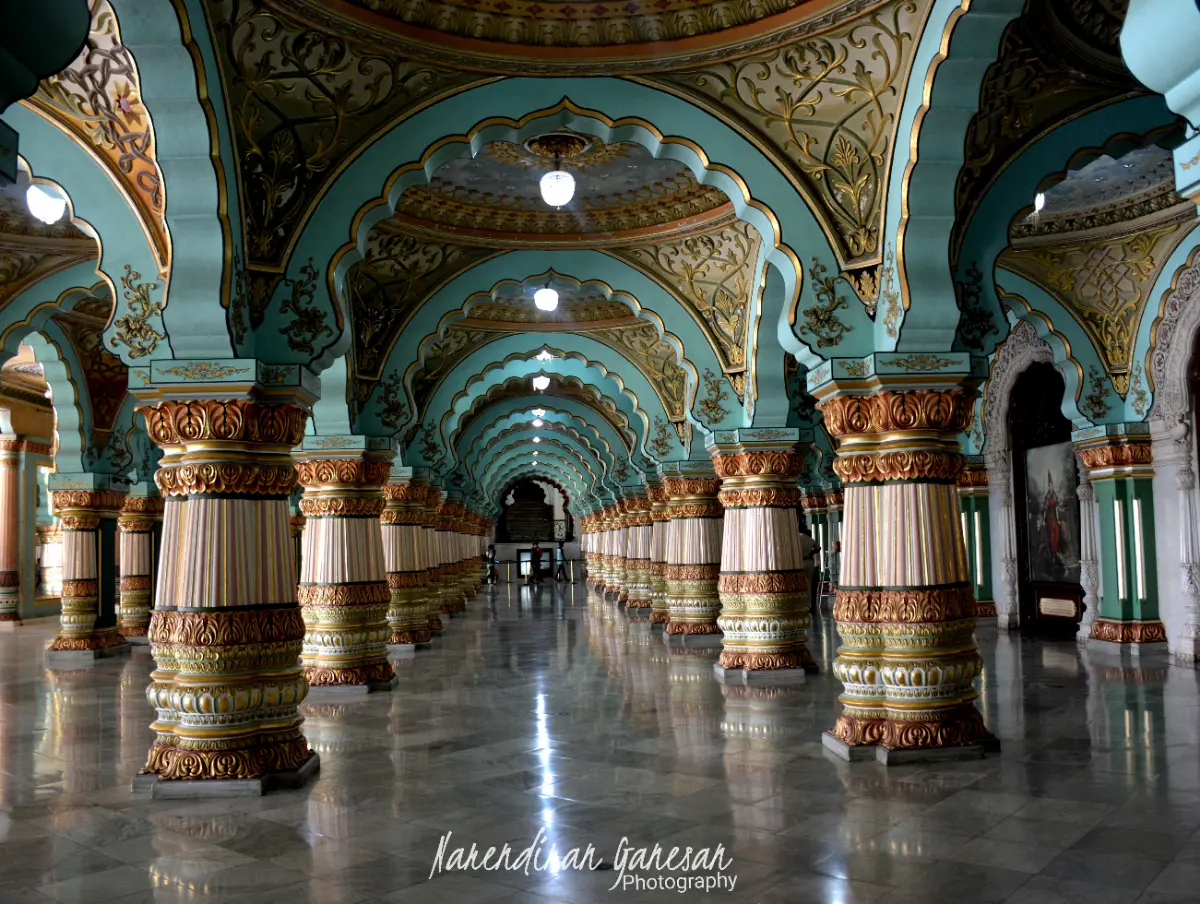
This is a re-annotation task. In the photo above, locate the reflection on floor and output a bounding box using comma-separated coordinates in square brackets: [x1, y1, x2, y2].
[1, 583, 1199, 903]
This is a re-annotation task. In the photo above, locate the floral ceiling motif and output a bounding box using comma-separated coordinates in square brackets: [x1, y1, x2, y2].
[999, 219, 1193, 397]
[587, 324, 688, 423]
[640, 0, 927, 271]
[612, 219, 760, 373]
[207, 0, 490, 271]
[25, 0, 168, 269]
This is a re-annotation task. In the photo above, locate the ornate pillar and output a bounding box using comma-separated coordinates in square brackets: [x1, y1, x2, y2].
[818, 374, 995, 763]
[957, 458, 994, 618]
[624, 493, 652, 613]
[648, 486, 670, 627]
[985, 449, 1020, 631]
[580, 514, 592, 581]
[0, 441, 20, 622]
[608, 500, 629, 602]
[1076, 451, 1101, 644]
[1076, 430, 1166, 647]
[662, 462, 723, 647]
[117, 486, 163, 642]
[436, 497, 465, 616]
[710, 432, 814, 683]
[139, 393, 315, 791]
[47, 480, 128, 660]
[295, 447, 396, 692]
[1157, 412, 1200, 664]
[289, 494, 305, 585]
[381, 471, 431, 648]
[421, 485, 444, 632]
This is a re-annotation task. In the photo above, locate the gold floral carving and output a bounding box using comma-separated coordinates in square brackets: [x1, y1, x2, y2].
[833, 586, 975, 623]
[120, 576, 152, 592]
[957, 467, 989, 490]
[800, 259, 852, 348]
[156, 463, 297, 498]
[818, 389, 974, 438]
[49, 630, 126, 652]
[159, 362, 251, 381]
[712, 450, 804, 479]
[698, 368, 730, 424]
[663, 477, 722, 499]
[299, 496, 386, 518]
[719, 571, 807, 593]
[304, 663, 395, 687]
[834, 449, 964, 484]
[154, 736, 313, 781]
[59, 515, 101, 531]
[644, 0, 923, 268]
[110, 265, 165, 359]
[718, 487, 806, 508]
[613, 221, 760, 371]
[999, 224, 1184, 396]
[117, 518, 155, 533]
[121, 496, 164, 515]
[140, 399, 308, 448]
[590, 324, 687, 421]
[295, 458, 391, 488]
[665, 564, 721, 580]
[1089, 618, 1168, 644]
[1077, 441, 1153, 472]
[148, 607, 306, 645]
[26, 0, 168, 267]
[52, 490, 126, 513]
[297, 583, 390, 606]
[880, 706, 994, 751]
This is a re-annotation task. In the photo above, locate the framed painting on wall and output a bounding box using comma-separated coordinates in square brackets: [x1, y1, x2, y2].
[1023, 441, 1082, 585]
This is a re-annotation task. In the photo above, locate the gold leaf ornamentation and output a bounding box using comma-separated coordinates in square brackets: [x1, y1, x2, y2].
[159, 363, 251, 381]
[110, 265, 165, 359]
[698, 368, 730, 426]
[800, 259, 851, 349]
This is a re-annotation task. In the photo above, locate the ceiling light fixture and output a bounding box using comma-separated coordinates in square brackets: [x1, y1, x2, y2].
[533, 451, 539, 456]
[533, 437, 541, 444]
[532, 418, 544, 427]
[536, 350, 556, 362]
[532, 408, 546, 417]
[539, 152, 575, 208]
[533, 280, 559, 312]
[26, 184, 66, 224]
[1034, 192, 1045, 213]
[532, 375, 551, 391]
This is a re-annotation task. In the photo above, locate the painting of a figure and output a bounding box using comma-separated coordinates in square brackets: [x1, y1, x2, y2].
[1024, 442, 1081, 584]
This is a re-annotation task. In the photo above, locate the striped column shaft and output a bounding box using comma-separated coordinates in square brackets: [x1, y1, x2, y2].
[648, 487, 669, 625]
[712, 443, 812, 671]
[664, 475, 723, 635]
[141, 399, 312, 782]
[820, 387, 990, 753]
[297, 456, 394, 689]
[117, 494, 163, 638]
[381, 478, 431, 645]
[435, 501, 463, 615]
[49, 489, 126, 651]
[0, 445, 19, 621]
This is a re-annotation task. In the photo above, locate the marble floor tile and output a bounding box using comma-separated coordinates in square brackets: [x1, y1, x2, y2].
[0, 586, 1195, 903]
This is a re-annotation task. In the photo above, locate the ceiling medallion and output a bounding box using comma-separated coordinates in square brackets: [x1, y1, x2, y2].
[524, 133, 590, 162]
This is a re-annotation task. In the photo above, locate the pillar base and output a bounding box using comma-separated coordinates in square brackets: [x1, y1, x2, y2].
[663, 632, 723, 649]
[305, 675, 399, 696]
[142, 753, 321, 799]
[822, 731, 1000, 765]
[713, 664, 809, 686]
[46, 642, 131, 666]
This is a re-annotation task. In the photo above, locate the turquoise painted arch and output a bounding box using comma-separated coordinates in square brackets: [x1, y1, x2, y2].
[881, 0, 1026, 351]
[459, 402, 626, 468]
[419, 340, 672, 469]
[0, 263, 107, 359]
[268, 82, 850, 373]
[23, 324, 92, 475]
[478, 437, 601, 493]
[486, 455, 590, 506]
[464, 422, 618, 489]
[484, 467, 587, 518]
[8, 110, 171, 365]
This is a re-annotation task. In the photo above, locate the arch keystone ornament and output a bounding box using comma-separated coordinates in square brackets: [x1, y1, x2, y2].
[296, 441, 397, 692]
[132, 366, 321, 797]
[812, 358, 998, 764]
[709, 429, 817, 685]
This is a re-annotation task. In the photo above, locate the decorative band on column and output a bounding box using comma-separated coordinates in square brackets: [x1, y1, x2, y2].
[0, 447, 20, 622]
[647, 487, 670, 625]
[297, 457, 394, 688]
[712, 444, 813, 672]
[139, 398, 313, 781]
[49, 490, 126, 651]
[624, 496, 653, 610]
[663, 475, 723, 636]
[118, 495, 163, 638]
[820, 388, 993, 753]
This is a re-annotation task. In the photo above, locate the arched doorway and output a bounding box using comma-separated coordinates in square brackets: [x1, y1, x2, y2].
[1008, 362, 1084, 636]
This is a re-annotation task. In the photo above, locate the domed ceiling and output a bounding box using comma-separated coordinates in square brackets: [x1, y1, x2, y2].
[464, 281, 637, 327]
[297, 0, 859, 71]
[391, 136, 730, 246]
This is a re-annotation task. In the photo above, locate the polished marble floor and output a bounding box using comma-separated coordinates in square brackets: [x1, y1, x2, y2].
[1, 584, 1200, 903]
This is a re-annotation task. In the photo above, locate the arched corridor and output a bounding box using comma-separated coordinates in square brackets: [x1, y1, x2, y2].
[7, 0, 1200, 899]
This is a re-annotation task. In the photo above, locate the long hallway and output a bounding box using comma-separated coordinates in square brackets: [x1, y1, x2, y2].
[0, 588, 1198, 903]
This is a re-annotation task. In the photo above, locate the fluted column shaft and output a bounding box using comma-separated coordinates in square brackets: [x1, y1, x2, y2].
[437, 501, 465, 615]
[821, 387, 991, 753]
[422, 489, 444, 632]
[382, 478, 432, 645]
[118, 492, 163, 639]
[296, 456, 395, 690]
[141, 399, 312, 781]
[711, 440, 813, 671]
[624, 495, 652, 609]
[0, 444, 19, 621]
[664, 474, 723, 635]
[648, 488, 669, 625]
